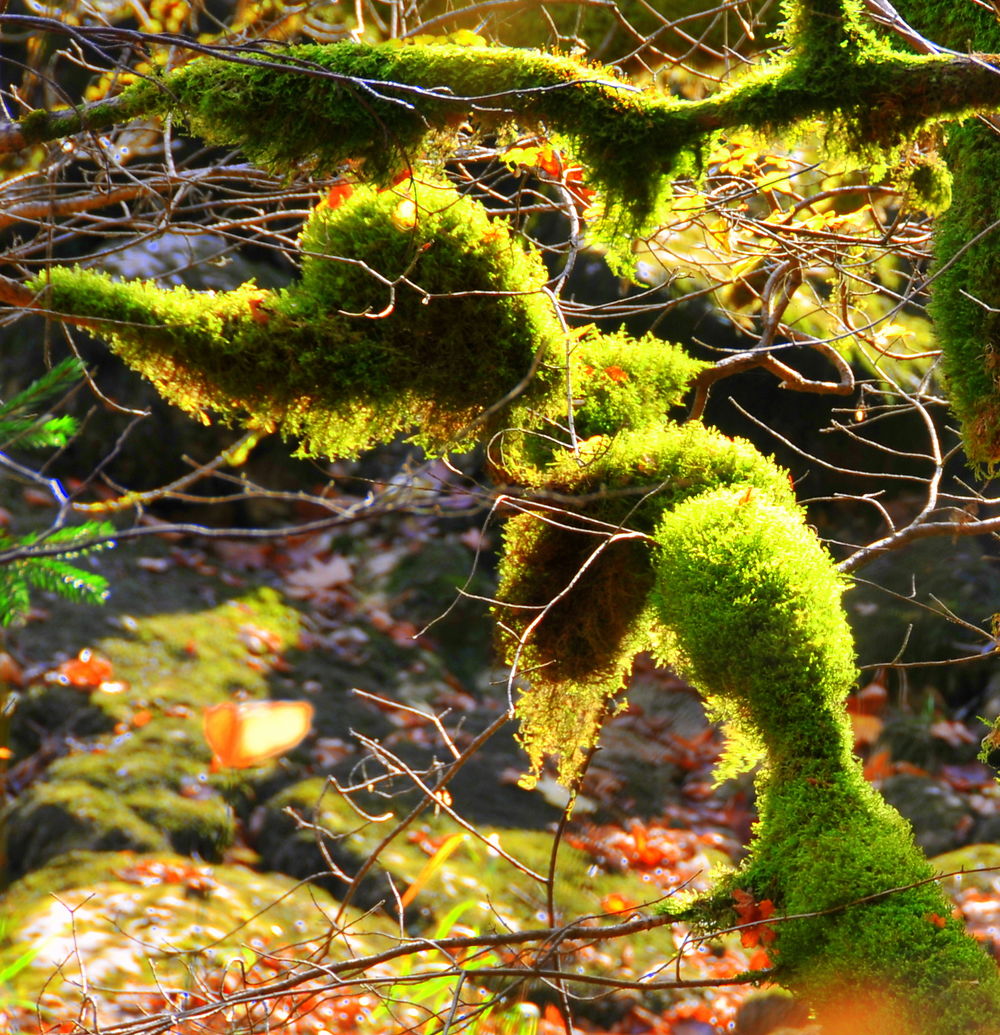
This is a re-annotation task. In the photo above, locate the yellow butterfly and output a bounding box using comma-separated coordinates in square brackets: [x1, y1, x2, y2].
[202, 700, 314, 770]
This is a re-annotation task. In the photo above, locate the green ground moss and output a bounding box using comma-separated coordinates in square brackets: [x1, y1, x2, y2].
[0, 850, 369, 1012]
[260, 778, 677, 982]
[4, 587, 302, 878]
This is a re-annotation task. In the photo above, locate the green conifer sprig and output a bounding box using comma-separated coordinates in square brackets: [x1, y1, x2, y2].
[0, 358, 113, 625]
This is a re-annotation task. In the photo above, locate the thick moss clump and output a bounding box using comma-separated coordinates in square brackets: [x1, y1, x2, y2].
[650, 488, 857, 770]
[891, 0, 1000, 467]
[572, 331, 707, 440]
[496, 424, 795, 785]
[651, 489, 1000, 1034]
[32, 182, 566, 458]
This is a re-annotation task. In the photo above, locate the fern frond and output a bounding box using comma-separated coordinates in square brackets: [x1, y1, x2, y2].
[0, 357, 82, 450]
[0, 357, 84, 422]
[0, 521, 114, 624]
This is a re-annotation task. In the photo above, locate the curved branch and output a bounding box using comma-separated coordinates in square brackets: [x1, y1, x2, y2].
[687, 344, 854, 420]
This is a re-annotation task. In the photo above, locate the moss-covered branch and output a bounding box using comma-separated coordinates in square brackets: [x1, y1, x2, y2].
[497, 433, 1000, 1031]
[24, 181, 574, 460]
[652, 491, 1000, 1034]
[6, 9, 1000, 1023]
[888, 0, 1000, 467]
[9, 40, 1000, 229]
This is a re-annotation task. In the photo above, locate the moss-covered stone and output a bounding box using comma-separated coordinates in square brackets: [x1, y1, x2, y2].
[256, 777, 680, 995]
[0, 850, 378, 1019]
[4, 780, 169, 876]
[4, 587, 303, 880]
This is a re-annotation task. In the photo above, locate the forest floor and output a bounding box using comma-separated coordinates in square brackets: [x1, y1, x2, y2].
[1, 456, 1000, 1035]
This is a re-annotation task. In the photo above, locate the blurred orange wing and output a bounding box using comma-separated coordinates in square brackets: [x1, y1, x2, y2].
[203, 700, 314, 769]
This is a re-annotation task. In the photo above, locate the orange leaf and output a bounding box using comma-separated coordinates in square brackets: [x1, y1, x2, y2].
[247, 296, 271, 325]
[131, 709, 153, 728]
[536, 144, 563, 177]
[601, 893, 638, 914]
[202, 700, 314, 769]
[327, 180, 354, 209]
[57, 648, 114, 688]
[603, 365, 629, 383]
[863, 747, 893, 782]
[0, 651, 24, 686]
[733, 889, 778, 948]
[846, 677, 887, 716]
[850, 712, 884, 749]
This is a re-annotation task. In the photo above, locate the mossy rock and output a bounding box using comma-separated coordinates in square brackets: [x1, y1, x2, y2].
[0, 849, 384, 1021]
[4, 780, 169, 876]
[879, 774, 974, 857]
[931, 843, 1000, 895]
[4, 587, 305, 882]
[254, 777, 681, 1002]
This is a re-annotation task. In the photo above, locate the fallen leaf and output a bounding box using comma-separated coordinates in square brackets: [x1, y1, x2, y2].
[238, 623, 283, 655]
[202, 699, 314, 769]
[863, 747, 893, 782]
[930, 720, 977, 748]
[286, 554, 352, 594]
[327, 180, 354, 209]
[55, 648, 114, 689]
[847, 678, 888, 716]
[850, 712, 884, 748]
[0, 651, 24, 686]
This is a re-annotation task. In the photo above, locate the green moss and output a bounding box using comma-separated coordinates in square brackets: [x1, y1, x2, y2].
[113, 41, 954, 233]
[16, 107, 54, 145]
[496, 424, 796, 785]
[650, 487, 856, 768]
[119, 42, 690, 227]
[4, 780, 169, 877]
[891, 0, 1000, 54]
[924, 121, 1000, 468]
[573, 331, 707, 439]
[0, 850, 368, 1010]
[3, 587, 301, 879]
[127, 789, 234, 859]
[32, 183, 570, 460]
[899, 151, 952, 215]
[649, 486, 1000, 1032]
[887, 2, 1000, 467]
